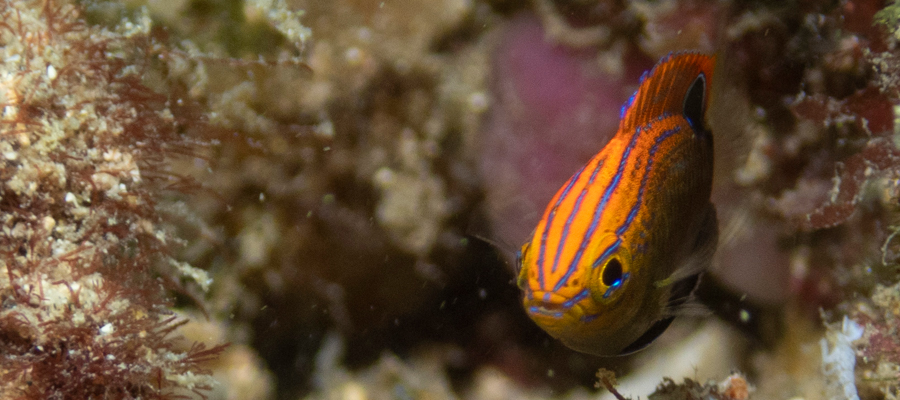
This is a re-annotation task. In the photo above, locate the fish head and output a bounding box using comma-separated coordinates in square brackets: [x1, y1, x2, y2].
[518, 230, 655, 355]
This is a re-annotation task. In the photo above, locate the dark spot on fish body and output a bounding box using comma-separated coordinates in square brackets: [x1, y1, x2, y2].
[683, 73, 707, 133]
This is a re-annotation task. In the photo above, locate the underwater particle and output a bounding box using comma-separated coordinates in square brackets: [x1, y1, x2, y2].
[821, 316, 864, 400]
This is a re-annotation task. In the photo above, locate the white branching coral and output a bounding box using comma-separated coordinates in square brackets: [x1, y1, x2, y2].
[0, 0, 222, 398]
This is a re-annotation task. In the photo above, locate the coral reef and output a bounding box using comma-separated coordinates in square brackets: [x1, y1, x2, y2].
[0, 0, 227, 398]
[145, 0, 495, 395]
[645, 374, 750, 400]
[6, 0, 900, 399]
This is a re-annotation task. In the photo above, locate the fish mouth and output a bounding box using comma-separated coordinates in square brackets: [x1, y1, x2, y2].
[528, 302, 568, 318]
[524, 291, 584, 320]
[523, 290, 602, 325]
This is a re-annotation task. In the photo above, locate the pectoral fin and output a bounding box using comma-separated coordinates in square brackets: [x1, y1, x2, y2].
[618, 316, 676, 355]
[656, 203, 718, 289]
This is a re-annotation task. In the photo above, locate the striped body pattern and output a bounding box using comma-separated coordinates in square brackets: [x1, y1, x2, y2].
[517, 53, 718, 356]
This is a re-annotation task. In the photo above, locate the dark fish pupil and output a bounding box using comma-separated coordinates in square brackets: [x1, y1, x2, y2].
[683, 73, 706, 132]
[602, 258, 623, 287]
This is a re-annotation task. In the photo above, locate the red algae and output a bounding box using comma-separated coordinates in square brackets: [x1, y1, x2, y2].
[0, 1, 225, 398]
[18, 0, 900, 399]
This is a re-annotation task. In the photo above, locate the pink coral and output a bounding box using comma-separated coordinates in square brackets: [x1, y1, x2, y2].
[479, 14, 653, 251]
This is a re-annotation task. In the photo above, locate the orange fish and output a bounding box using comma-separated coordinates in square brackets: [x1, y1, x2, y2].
[516, 53, 718, 356]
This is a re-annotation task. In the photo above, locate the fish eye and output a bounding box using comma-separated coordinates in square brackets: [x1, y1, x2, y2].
[683, 73, 706, 132]
[602, 257, 624, 288]
[587, 236, 631, 302]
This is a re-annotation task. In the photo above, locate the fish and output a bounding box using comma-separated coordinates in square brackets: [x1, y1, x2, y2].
[515, 52, 718, 356]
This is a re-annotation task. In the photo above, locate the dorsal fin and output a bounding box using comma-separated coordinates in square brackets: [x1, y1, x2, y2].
[619, 53, 715, 132]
